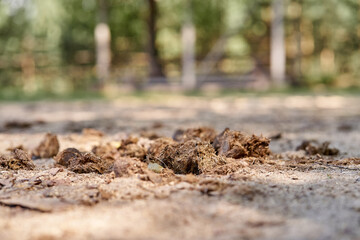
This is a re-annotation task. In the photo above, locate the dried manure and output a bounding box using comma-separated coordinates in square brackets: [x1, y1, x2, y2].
[82, 128, 105, 137]
[148, 140, 226, 174]
[213, 128, 271, 158]
[91, 142, 119, 162]
[296, 140, 339, 155]
[55, 148, 114, 174]
[113, 157, 147, 177]
[0, 149, 35, 170]
[147, 137, 177, 161]
[79, 128, 271, 175]
[1, 127, 272, 176]
[117, 136, 147, 160]
[173, 127, 217, 143]
[32, 133, 60, 159]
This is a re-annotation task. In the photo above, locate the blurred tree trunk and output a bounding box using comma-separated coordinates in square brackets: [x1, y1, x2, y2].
[293, 1, 302, 85]
[95, 0, 111, 89]
[181, 0, 196, 90]
[147, 0, 165, 82]
[21, 36, 36, 93]
[21, 53, 36, 93]
[270, 0, 286, 88]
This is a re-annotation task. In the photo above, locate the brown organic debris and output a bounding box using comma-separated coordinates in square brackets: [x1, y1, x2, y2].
[113, 157, 177, 185]
[173, 127, 217, 143]
[91, 142, 118, 162]
[82, 128, 104, 137]
[150, 140, 226, 174]
[296, 140, 339, 156]
[209, 158, 249, 175]
[0, 149, 35, 170]
[213, 128, 271, 159]
[118, 136, 147, 160]
[55, 148, 114, 174]
[333, 158, 360, 165]
[6, 145, 27, 152]
[270, 133, 282, 140]
[337, 124, 353, 132]
[0, 198, 68, 212]
[152, 121, 164, 129]
[198, 178, 235, 196]
[32, 133, 60, 158]
[147, 137, 177, 161]
[140, 131, 162, 140]
[54, 148, 82, 167]
[113, 157, 147, 177]
[4, 121, 32, 129]
[4, 119, 45, 130]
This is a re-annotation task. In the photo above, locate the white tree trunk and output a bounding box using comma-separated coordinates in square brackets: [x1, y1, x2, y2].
[181, 1, 196, 90]
[95, 0, 111, 88]
[270, 0, 286, 87]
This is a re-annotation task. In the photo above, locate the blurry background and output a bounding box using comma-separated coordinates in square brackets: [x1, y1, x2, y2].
[0, 0, 359, 98]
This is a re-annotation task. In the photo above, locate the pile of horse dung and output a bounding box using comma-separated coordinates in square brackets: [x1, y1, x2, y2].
[0, 127, 272, 176]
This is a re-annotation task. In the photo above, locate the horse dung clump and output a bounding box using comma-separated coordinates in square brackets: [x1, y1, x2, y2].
[0, 149, 35, 170]
[55, 148, 114, 174]
[146, 137, 177, 160]
[213, 128, 271, 158]
[144, 128, 271, 175]
[173, 127, 217, 143]
[148, 139, 226, 174]
[296, 140, 339, 155]
[1, 126, 271, 176]
[117, 136, 147, 160]
[113, 157, 147, 177]
[32, 133, 60, 159]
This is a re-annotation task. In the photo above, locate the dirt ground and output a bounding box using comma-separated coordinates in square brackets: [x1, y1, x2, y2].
[0, 95, 359, 240]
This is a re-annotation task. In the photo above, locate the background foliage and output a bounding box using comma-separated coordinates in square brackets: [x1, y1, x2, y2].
[0, 0, 359, 96]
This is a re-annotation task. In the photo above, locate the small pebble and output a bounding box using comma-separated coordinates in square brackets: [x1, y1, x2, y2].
[148, 163, 164, 173]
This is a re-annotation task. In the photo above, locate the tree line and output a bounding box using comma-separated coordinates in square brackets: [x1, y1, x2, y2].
[0, 0, 359, 95]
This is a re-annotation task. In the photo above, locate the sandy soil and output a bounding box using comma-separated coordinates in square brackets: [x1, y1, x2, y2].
[0, 95, 359, 240]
